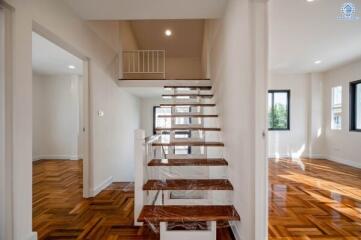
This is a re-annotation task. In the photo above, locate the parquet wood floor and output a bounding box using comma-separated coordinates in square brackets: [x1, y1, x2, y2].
[32, 160, 235, 240]
[269, 158, 361, 240]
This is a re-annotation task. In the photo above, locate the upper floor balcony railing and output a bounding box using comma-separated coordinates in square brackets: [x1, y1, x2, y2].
[123, 50, 166, 79]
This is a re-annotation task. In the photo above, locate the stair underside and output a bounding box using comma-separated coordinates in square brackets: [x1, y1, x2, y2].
[152, 141, 224, 147]
[155, 127, 221, 131]
[160, 103, 216, 107]
[148, 158, 228, 166]
[158, 114, 218, 118]
[138, 205, 240, 222]
[143, 179, 233, 190]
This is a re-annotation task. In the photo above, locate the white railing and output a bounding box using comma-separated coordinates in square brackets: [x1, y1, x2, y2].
[134, 130, 162, 226]
[123, 50, 166, 79]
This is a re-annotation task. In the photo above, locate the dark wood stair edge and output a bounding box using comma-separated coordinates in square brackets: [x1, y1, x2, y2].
[164, 85, 212, 89]
[155, 127, 221, 131]
[158, 115, 218, 118]
[148, 158, 228, 166]
[152, 142, 224, 147]
[138, 205, 240, 222]
[162, 94, 213, 97]
[160, 104, 216, 106]
[119, 78, 211, 81]
[143, 179, 233, 191]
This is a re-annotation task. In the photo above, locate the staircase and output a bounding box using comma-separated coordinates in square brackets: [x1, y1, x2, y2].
[136, 84, 240, 240]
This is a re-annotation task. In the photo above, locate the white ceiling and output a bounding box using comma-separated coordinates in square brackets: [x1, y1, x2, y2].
[32, 32, 83, 75]
[270, 0, 361, 73]
[63, 0, 227, 20]
[131, 20, 204, 57]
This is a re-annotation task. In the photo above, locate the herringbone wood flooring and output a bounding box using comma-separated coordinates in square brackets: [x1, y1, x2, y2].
[32, 160, 235, 240]
[269, 158, 361, 239]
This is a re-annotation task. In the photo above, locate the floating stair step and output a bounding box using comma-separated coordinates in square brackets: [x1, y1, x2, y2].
[162, 94, 213, 98]
[138, 205, 240, 222]
[152, 141, 224, 147]
[160, 103, 216, 107]
[155, 127, 221, 131]
[158, 114, 218, 118]
[164, 85, 212, 90]
[143, 179, 233, 190]
[148, 158, 228, 166]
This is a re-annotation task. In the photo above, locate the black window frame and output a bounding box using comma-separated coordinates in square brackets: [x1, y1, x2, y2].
[268, 90, 291, 131]
[153, 106, 191, 154]
[349, 80, 361, 132]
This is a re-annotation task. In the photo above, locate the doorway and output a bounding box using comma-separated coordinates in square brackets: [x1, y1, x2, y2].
[31, 29, 91, 237]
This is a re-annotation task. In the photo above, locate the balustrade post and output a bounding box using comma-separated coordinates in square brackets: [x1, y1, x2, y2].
[134, 129, 146, 226]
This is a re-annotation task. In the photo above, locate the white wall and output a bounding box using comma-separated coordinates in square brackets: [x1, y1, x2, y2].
[268, 59, 361, 166]
[268, 73, 326, 158]
[32, 73, 82, 160]
[166, 57, 203, 79]
[140, 97, 162, 137]
[323, 59, 361, 167]
[0, 6, 6, 240]
[207, 0, 268, 239]
[5, 0, 141, 239]
[268, 73, 309, 158]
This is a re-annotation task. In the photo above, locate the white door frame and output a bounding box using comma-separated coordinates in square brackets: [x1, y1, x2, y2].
[0, 3, 14, 240]
[32, 22, 92, 198]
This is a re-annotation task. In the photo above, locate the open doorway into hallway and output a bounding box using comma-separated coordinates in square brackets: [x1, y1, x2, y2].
[268, 1, 361, 239]
[31, 31, 89, 238]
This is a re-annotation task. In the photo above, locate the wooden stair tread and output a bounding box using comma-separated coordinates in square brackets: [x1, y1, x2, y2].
[143, 179, 233, 190]
[158, 114, 218, 118]
[160, 103, 216, 107]
[164, 85, 212, 90]
[138, 205, 240, 222]
[148, 158, 228, 166]
[152, 141, 224, 147]
[155, 127, 221, 131]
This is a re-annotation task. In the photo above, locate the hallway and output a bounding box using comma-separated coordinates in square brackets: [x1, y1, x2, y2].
[269, 158, 361, 239]
[32, 160, 234, 240]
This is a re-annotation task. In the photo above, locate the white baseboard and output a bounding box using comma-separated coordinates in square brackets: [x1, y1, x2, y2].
[268, 153, 326, 159]
[268, 153, 361, 169]
[230, 221, 242, 240]
[325, 155, 361, 168]
[91, 176, 114, 197]
[27, 232, 38, 240]
[32, 155, 82, 161]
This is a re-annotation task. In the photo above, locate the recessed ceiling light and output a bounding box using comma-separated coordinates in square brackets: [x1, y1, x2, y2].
[314, 60, 322, 64]
[307, 0, 315, 2]
[165, 29, 172, 37]
[68, 65, 76, 69]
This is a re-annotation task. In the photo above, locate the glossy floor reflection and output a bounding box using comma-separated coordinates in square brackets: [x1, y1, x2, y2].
[32, 160, 235, 240]
[269, 158, 361, 239]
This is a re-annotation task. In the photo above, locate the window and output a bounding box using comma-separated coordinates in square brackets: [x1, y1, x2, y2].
[153, 106, 171, 134]
[331, 86, 342, 130]
[268, 90, 290, 130]
[350, 80, 361, 131]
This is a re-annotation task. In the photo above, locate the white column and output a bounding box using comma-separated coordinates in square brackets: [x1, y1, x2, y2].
[252, 0, 269, 239]
[134, 129, 146, 226]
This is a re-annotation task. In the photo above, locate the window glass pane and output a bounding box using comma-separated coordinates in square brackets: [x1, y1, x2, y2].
[331, 86, 342, 130]
[357, 84, 361, 129]
[332, 86, 342, 106]
[155, 107, 171, 129]
[271, 92, 288, 129]
[331, 108, 342, 130]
